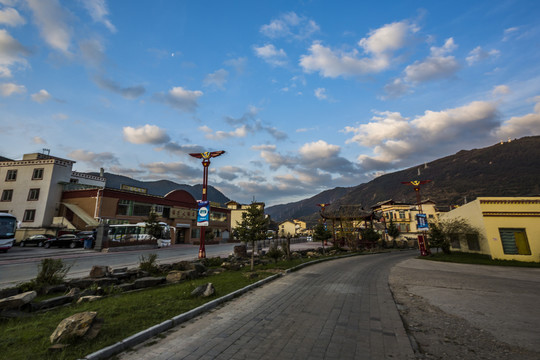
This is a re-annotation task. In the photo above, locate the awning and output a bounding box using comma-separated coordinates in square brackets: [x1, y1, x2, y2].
[176, 223, 191, 228]
[62, 202, 99, 227]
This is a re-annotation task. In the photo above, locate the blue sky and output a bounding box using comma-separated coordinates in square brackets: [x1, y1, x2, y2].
[1, 0, 540, 206]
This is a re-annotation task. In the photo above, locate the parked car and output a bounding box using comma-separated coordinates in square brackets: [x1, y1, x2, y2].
[19, 234, 55, 247]
[307, 236, 313, 242]
[44, 234, 85, 249]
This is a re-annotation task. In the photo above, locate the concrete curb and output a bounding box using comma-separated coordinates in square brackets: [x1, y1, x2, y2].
[82, 253, 364, 360]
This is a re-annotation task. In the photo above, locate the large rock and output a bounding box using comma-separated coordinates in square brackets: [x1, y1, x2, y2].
[192, 262, 207, 275]
[0, 291, 36, 311]
[89, 266, 111, 278]
[50, 311, 98, 344]
[133, 277, 165, 289]
[166, 270, 196, 283]
[77, 296, 102, 304]
[34, 295, 73, 311]
[191, 283, 215, 297]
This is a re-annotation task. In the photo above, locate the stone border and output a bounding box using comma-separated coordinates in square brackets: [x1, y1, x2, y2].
[82, 253, 361, 360]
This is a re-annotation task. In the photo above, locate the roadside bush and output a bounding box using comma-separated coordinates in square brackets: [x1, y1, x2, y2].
[201, 256, 224, 268]
[266, 243, 283, 263]
[18, 258, 72, 293]
[139, 253, 161, 275]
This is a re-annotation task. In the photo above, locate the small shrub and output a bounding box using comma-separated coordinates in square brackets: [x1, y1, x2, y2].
[266, 244, 283, 263]
[139, 253, 161, 275]
[33, 258, 71, 291]
[201, 256, 224, 268]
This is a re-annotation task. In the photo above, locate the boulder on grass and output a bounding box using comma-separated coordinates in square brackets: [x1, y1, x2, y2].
[133, 276, 165, 289]
[0, 291, 36, 311]
[191, 283, 215, 298]
[50, 311, 98, 344]
[233, 245, 247, 258]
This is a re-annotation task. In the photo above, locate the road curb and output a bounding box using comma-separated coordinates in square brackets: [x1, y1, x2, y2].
[82, 253, 365, 360]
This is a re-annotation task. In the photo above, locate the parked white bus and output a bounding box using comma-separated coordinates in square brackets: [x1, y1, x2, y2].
[107, 222, 171, 247]
[0, 213, 17, 252]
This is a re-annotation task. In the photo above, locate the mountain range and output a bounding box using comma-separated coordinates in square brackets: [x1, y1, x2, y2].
[265, 136, 540, 223]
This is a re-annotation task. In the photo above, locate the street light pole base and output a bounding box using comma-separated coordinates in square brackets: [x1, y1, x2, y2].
[198, 249, 206, 259]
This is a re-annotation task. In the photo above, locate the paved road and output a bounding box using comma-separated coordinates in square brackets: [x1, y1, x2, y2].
[116, 251, 417, 360]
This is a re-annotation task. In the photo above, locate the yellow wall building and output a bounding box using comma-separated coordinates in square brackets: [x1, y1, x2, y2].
[441, 197, 540, 262]
[227, 201, 265, 233]
[279, 219, 307, 237]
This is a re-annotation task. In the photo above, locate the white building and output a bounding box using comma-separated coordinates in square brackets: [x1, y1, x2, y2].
[0, 152, 105, 240]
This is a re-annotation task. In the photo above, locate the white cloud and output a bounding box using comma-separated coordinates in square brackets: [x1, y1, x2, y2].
[0, 7, 25, 26]
[466, 46, 499, 65]
[300, 20, 418, 78]
[52, 113, 68, 120]
[81, 0, 117, 33]
[31, 89, 52, 103]
[503, 27, 519, 42]
[492, 85, 510, 96]
[32, 136, 46, 144]
[404, 38, 459, 82]
[358, 20, 418, 55]
[299, 140, 340, 161]
[199, 125, 248, 140]
[254, 44, 287, 66]
[140, 161, 200, 179]
[123, 124, 171, 144]
[314, 87, 327, 100]
[0, 82, 25, 96]
[68, 149, 119, 167]
[0, 29, 30, 77]
[154, 86, 203, 112]
[155, 142, 204, 156]
[251, 144, 276, 151]
[344, 111, 410, 147]
[224, 57, 247, 74]
[346, 100, 500, 170]
[496, 96, 540, 139]
[26, 0, 72, 54]
[260, 12, 319, 40]
[203, 69, 228, 90]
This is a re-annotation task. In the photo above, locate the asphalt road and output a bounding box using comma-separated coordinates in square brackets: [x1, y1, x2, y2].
[115, 251, 417, 360]
[0, 243, 238, 289]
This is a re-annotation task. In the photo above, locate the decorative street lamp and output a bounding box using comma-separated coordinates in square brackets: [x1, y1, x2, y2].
[402, 180, 432, 256]
[316, 203, 330, 245]
[189, 150, 225, 258]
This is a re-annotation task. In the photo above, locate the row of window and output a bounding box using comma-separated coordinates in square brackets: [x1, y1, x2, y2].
[4, 168, 44, 182]
[1, 188, 40, 202]
[451, 228, 531, 256]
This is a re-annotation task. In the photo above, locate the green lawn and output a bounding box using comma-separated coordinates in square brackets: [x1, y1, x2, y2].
[0, 256, 333, 360]
[421, 251, 540, 267]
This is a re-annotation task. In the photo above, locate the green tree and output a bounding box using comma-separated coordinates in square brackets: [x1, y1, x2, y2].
[313, 222, 332, 254]
[387, 219, 400, 239]
[145, 211, 163, 239]
[236, 203, 269, 270]
[429, 217, 481, 254]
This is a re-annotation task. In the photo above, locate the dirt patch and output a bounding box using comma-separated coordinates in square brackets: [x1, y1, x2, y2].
[390, 281, 540, 359]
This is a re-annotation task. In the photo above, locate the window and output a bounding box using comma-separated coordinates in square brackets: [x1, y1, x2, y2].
[450, 233, 461, 248]
[499, 228, 531, 255]
[117, 200, 132, 216]
[23, 209, 36, 222]
[5, 169, 17, 181]
[133, 203, 152, 216]
[399, 211, 406, 219]
[32, 168, 44, 180]
[466, 233, 481, 251]
[1, 189, 13, 202]
[27, 188, 40, 201]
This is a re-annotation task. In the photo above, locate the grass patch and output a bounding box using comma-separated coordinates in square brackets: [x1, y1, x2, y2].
[0, 270, 271, 360]
[421, 251, 540, 267]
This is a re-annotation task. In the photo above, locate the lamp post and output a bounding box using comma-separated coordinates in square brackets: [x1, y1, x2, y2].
[189, 150, 225, 258]
[316, 203, 330, 245]
[402, 180, 432, 256]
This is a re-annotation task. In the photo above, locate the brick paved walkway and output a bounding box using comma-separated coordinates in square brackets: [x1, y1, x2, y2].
[116, 252, 416, 360]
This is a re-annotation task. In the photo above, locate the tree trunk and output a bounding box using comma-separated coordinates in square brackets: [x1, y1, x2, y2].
[250, 240, 255, 271]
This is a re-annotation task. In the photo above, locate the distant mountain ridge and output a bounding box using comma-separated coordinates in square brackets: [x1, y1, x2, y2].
[266, 136, 540, 223]
[88, 172, 231, 205]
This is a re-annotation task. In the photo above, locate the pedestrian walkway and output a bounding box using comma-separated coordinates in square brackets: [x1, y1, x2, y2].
[115, 251, 416, 360]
